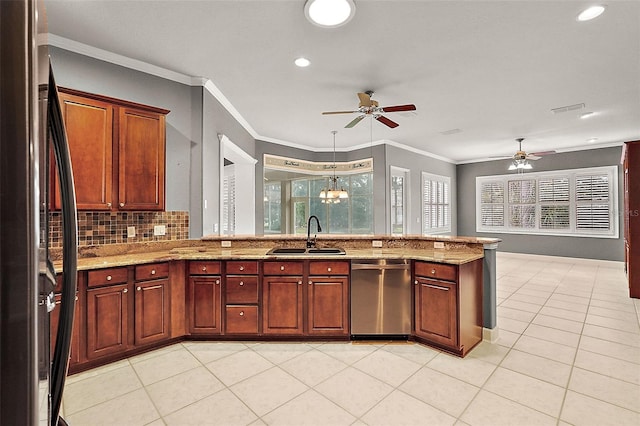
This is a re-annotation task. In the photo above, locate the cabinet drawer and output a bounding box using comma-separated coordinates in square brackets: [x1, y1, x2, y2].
[88, 267, 128, 288]
[135, 262, 169, 281]
[226, 276, 259, 304]
[415, 262, 457, 282]
[225, 306, 259, 334]
[263, 261, 303, 276]
[226, 260, 258, 275]
[309, 261, 349, 276]
[189, 261, 221, 275]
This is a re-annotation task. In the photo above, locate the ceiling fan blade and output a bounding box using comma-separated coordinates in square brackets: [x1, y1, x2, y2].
[379, 104, 416, 113]
[526, 154, 541, 161]
[357, 92, 372, 108]
[345, 115, 365, 128]
[375, 115, 399, 128]
[530, 150, 556, 156]
[322, 110, 358, 115]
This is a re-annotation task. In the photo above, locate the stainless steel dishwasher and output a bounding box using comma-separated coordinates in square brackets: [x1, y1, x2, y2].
[350, 259, 412, 338]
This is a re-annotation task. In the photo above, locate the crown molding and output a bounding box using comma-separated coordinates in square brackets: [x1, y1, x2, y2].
[45, 33, 455, 165]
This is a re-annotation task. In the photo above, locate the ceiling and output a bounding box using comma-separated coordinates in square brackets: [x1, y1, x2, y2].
[45, 1, 640, 163]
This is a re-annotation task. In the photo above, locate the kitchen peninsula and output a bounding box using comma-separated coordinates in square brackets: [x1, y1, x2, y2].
[52, 235, 499, 373]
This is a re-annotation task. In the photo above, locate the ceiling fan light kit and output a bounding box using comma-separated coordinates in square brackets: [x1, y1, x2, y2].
[320, 131, 349, 203]
[304, 0, 356, 28]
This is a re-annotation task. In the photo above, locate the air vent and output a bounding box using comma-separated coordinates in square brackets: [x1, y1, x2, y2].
[551, 103, 585, 114]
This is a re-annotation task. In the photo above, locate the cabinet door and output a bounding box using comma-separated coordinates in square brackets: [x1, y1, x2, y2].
[414, 277, 458, 348]
[134, 278, 170, 346]
[262, 276, 304, 335]
[86, 284, 129, 360]
[55, 92, 113, 210]
[307, 276, 349, 336]
[50, 293, 81, 366]
[189, 277, 222, 334]
[118, 107, 165, 211]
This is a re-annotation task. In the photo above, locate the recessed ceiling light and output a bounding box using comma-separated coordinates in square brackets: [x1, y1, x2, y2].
[304, 0, 356, 28]
[577, 5, 606, 21]
[587, 138, 599, 143]
[580, 111, 595, 119]
[294, 57, 311, 67]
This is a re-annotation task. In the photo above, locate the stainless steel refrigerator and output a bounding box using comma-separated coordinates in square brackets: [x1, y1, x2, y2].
[1, 1, 78, 425]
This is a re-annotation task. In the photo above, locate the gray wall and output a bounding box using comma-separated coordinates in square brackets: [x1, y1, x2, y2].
[384, 144, 458, 235]
[457, 146, 624, 261]
[49, 47, 194, 212]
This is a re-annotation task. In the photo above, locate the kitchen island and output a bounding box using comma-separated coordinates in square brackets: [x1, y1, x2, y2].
[52, 235, 500, 373]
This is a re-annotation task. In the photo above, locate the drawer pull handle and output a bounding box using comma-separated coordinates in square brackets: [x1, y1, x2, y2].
[123, 288, 128, 293]
[308, 281, 313, 285]
[107, 202, 112, 208]
[119, 202, 125, 207]
[327, 267, 332, 272]
[280, 266, 285, 271]
[202, 266, 207, 271]
[414, 280, 418, 285]
[136, 286, 141, 291]
[239, 311, 244, 316]
[298, 280, 302, 285]
[151, 270, 156, 275]
[239, 281, 244, 286]
[239, 266, 245, 271]
[216, 279, 220, 285]
[431, 269, 436, 274]
[106, 275, 112, 281]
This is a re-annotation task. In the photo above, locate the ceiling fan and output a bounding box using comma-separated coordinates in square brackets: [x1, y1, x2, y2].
[322, 91, 416, 129]
[507, 138, 555, 170]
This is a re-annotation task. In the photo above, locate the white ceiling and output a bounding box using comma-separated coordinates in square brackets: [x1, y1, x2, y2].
[45, 0, 640, 163]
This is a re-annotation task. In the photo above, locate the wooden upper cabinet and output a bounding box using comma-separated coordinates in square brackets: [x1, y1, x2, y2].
[118, 107, 166, 211]
[54, 92, 114, 210]
[54, 87, 169, 211]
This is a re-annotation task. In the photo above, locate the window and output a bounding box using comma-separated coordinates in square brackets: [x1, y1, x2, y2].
[263, 181, 281, 233]
[476, 166, 618, 238]
[422, 172, 451, 234]
[390, 167, 409, 234]
[289, 172, 373, 234]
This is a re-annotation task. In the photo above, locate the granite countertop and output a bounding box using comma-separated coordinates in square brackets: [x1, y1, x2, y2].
[58, 246, 484, 273]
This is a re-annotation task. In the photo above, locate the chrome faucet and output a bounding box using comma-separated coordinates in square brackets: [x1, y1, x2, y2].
[307, 215, 322, 248]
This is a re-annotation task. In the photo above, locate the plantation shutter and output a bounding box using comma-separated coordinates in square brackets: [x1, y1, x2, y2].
[539, 177, 570, 229]
[480, 182, 504, 226]
[575, 174, 610, 230]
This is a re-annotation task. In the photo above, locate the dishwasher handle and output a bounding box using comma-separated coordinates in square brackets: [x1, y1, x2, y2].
[351, 263, 410, 270]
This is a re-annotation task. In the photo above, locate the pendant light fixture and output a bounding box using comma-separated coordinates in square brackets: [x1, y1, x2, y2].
[319, 131, 349, 203]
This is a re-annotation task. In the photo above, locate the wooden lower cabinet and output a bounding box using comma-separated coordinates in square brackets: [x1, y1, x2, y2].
[225, 305, 259, 334]
[50, 293, 82, 366]
[189, 276, 222, 334]
[414, 277, 457, 348]
[262, 275, 304, 335]
[307, 261, 350, 336]
[86, 283, 129, 360]
[134, 278, 170, 346]
[413, 259, 483, 357]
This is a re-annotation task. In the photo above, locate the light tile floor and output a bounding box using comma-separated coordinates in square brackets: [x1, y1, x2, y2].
[62, 253, 640, 425]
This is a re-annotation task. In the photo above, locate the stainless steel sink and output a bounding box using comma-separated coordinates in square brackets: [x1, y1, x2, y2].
[266, 247, 345, 255]
[307, 247, 345, 255]
[266, 247, 307, 254]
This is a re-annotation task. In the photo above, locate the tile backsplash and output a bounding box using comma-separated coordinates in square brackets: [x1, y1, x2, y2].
[49, 210, 189, 248]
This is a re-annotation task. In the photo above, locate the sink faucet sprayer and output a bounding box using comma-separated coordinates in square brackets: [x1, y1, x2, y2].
[307, 215, 322, 248]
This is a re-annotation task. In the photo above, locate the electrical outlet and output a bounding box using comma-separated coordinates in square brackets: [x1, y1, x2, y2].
[372, 240, 383, 248]
[221, 240, 232, 248]
[434, 241, 445, 249]
[127, 226, 136, 238]
[153, 225, 166, 236]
